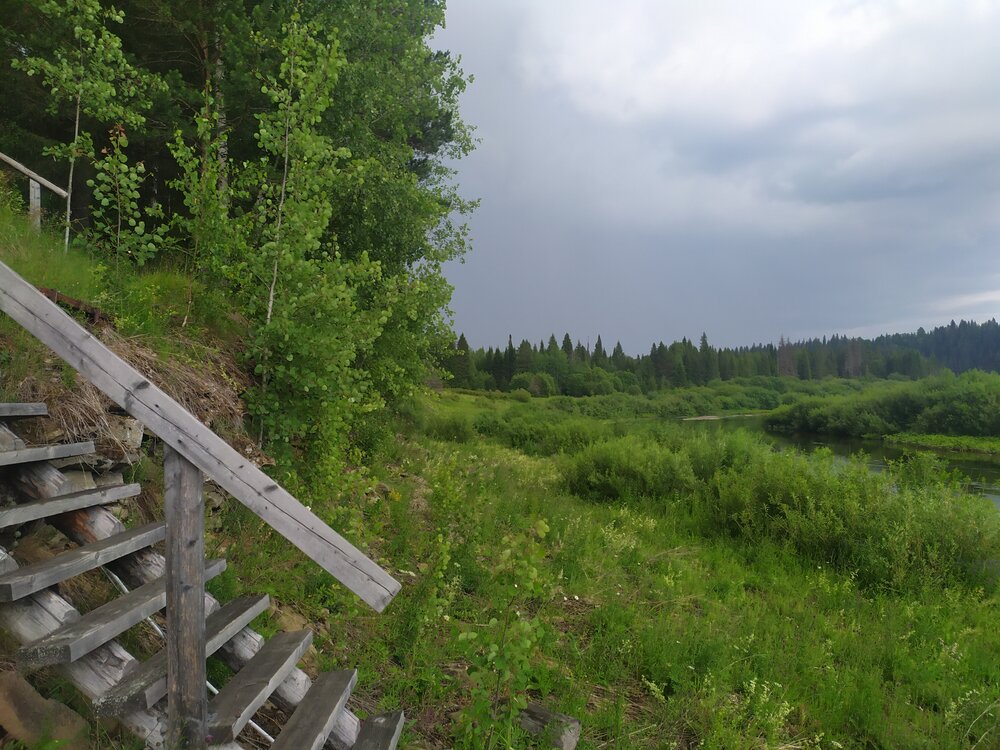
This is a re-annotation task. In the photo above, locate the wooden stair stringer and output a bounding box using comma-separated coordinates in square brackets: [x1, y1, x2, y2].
[0, 547, 242, 750]
[13, 460, 365, 750]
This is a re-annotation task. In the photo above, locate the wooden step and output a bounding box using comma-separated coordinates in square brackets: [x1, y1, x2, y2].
[0, 521, 165, 601]
[271, 670, 357, 750]
[0, 403, 47, 419]
[0, 440, 95, 468]
[354, 710, 405, 750]
[0, 483, 141, 529]
[17, 558, 227, 668]
[94, 594, 271, 716]
[206, 629, 313, 744]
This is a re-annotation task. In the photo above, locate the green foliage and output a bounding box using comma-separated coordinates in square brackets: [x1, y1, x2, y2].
[5, 0, 474, 469]
[12, 0, 159, 130]
[457, 519, 554, 748]
[564, 436, 698, 501]
[767, 371, 1000, 439]
[215, 15, 382, 460]
[887, 432, 1000, 455]
[86, 126, 166, 267]
[0, 171, 24, 212]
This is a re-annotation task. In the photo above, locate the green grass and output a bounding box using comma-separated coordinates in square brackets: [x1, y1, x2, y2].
[0, 204, 245, 348]
[887, 432, 1000, 456]
[208, 390, 1000, 748]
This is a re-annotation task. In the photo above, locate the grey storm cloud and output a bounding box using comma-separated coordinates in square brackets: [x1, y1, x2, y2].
[436, 0, 1000, 352]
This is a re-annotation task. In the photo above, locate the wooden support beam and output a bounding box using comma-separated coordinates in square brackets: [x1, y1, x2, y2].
[0, 260, 399, 612]
[165, 447, 207, 750]
[28, 179, 41, 230]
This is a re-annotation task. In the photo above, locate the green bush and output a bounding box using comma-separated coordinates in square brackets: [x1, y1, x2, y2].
[697, 439, 1000, 592]
[564, 436, 698, 501]
[766, 371, 1000, 439]
[424, 412, 475, 443]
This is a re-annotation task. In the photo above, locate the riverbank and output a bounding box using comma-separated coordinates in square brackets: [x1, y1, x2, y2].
[886, 432, 1000, 456]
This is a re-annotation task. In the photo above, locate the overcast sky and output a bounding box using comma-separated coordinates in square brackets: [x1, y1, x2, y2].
[434, 1, 1000, 353]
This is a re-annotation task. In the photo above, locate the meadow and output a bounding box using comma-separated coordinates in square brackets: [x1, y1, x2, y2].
[225, 389, 999, 749]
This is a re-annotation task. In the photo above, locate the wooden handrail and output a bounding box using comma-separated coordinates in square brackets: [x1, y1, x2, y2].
[0, 151, 68, 198]
[0, 260, 400, 612]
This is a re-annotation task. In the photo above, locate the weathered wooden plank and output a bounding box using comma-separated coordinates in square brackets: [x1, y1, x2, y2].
[17, 559, 226, 668]
[0, 403, 47, 418]
[220, 628, 361, 749]
[0, 260, 399, 612]
[28, 179, 41, 230]
[164, 447, 208, 750]
[270, 670, 357, 750]
[0, 440, 95, 468]
[206, 629, 313, 745]
[94, 594, 271, 717]
[0, 547, 211, 750]
[0, 483, 140, 529]
[0, 151, 68, 198]
[354, 710, 406, 750]
[13, 463, 362, 750]
[0, 521, 165, 601]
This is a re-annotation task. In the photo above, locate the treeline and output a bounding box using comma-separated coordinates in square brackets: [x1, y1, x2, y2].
[0, 0, 472, 465]
[446, 328, 934, 396]
[875, 319, 1000, 374]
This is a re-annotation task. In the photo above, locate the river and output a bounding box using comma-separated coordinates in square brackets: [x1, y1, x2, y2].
[681, 416, 1000, 508]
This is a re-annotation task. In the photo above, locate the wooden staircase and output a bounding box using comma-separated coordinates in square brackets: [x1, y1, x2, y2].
[0, 256, 406, 750]
[0, 403, 405, 749]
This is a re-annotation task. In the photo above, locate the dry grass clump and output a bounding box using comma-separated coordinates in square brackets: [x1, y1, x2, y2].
[3, 323, 267, 465]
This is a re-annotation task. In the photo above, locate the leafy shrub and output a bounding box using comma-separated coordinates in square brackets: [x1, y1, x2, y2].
[698, 440, 1000, 591]
[564, 436, 698, 501]
[425, 412, 475, 443]
[766, 371, 1000, 439]
[510, 388, 532, 402]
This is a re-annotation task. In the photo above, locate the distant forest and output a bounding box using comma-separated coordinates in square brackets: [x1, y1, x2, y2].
[445, 318, 1000, 396]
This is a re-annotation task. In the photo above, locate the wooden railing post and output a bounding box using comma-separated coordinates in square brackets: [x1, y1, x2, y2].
[28, 179, 41, 231]
[164, 446, 207, 749]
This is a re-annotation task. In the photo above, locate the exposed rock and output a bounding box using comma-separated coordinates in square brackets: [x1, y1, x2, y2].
[518, 702, 581, 750]
[107, 415, 144, 452]
[95, 470, 125, 488]
[275, 607, 309, 633]
[0, 671, 89, 749]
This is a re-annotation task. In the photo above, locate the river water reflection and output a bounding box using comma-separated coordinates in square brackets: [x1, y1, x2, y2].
[681, 415, 1000, 508]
